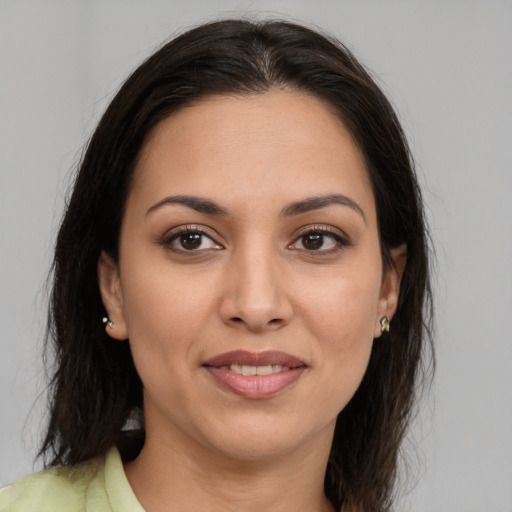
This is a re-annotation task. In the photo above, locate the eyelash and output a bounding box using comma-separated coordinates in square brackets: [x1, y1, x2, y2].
[159, 225, 350, 254]
[159, 225, 222, 253]
[290, 226, 350, 253]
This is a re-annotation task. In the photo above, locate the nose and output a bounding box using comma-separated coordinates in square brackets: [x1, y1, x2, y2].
[219, 243, 293, 333]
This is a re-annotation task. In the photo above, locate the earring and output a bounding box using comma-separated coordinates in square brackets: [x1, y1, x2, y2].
[380, 316, 390, 333]
[102, 316, 115, 329]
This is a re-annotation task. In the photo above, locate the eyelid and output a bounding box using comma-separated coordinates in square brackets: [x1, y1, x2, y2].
[157, 223, 350, 253]
[289, 224, 351, 251]
[158, 224, 224, 250]
[293, 224, 349, 240]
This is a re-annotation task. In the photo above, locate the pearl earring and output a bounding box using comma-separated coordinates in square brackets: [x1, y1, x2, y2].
[102, 316, 115, 329]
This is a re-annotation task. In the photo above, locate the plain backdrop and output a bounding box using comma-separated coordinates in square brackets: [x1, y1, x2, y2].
[1, 1, 511, 510]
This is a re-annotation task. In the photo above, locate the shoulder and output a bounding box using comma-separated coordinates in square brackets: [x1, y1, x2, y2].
[0, 447, 143, 512]
[0, 451, 107, 512]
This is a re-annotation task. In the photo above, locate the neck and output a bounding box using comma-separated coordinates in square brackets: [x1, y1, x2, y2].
[124, 424, 336, 512]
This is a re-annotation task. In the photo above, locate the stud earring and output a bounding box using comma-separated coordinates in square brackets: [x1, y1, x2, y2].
[380, 316, 390, 333]
[102, 316, 115, 329]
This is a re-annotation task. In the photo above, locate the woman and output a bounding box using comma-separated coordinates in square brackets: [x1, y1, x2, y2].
[0, 19, 433, 512]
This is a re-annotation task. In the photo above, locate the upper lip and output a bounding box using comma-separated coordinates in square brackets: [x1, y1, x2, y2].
[203, 350, 306, 368]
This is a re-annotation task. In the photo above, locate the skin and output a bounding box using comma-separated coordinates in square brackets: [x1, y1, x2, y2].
[98, 90, 405, 512]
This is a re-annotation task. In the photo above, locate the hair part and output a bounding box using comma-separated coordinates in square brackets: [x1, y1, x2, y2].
[40, 19, 434, 512]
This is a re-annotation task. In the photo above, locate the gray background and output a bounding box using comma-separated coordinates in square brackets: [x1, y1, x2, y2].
[1, 1, 511, 510]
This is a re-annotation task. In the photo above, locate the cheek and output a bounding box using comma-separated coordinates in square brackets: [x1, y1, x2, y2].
[121, 275, 213, 415]
[311, 291, 376, 377]
[300, 263, 382, 344]
[297, 263, 381, 399]
[119, 255, 216, 368]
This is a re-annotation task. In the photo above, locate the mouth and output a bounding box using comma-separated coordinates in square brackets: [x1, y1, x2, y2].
[203, 350, 307, 399]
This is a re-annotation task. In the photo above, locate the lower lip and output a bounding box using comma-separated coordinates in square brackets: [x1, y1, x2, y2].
[204, 367, 305, 399]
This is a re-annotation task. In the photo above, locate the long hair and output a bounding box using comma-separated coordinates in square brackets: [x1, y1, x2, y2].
[40, 19, 434, 511]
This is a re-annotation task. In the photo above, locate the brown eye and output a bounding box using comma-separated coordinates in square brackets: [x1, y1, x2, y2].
[162, 227, 222, 252]
[179, 233, 202, 250]
[290, 228, 349, 252]
[302, 233, 324, 250]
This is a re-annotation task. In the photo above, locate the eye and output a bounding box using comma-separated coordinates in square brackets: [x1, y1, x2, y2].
[290, 228, 349, 252]
[161, 226, 223, 252]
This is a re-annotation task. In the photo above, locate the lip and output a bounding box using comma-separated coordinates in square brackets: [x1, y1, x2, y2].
[204, 350, 305, 368]
[203, 350, 307, 399]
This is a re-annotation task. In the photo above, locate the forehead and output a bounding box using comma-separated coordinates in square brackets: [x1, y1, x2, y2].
[129, 90, 375, 221]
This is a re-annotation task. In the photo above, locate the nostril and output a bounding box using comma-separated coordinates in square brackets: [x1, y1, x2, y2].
[229, 316, 283, 327]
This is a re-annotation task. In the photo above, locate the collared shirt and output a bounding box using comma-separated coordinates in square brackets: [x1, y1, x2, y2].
[0, 447, 144, 511]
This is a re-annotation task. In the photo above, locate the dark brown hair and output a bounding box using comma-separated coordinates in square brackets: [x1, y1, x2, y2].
[41, 19, 433, 512]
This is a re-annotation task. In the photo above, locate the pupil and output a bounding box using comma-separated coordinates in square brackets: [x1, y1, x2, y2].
[303, 233, 323, 250]
[180, 233, 201, 249]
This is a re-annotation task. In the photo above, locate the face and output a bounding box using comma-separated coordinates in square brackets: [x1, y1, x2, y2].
[99, 90, 403, 462]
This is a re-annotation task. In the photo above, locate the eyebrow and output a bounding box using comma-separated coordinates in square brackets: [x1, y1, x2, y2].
[146, 193, 366, 223]
[281, 194, 366, 223]
[146, 195, 228, 216]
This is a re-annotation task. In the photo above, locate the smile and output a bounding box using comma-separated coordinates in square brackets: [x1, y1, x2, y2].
[203, 350, 307, 399]
[224, 364, 288, 375]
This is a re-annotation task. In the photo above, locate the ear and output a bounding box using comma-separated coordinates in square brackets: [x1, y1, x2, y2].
[97, 251, 129, 340]
[374, 243, 407, 338]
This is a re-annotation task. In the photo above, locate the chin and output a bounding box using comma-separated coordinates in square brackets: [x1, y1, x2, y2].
[198, 413, 336, 463]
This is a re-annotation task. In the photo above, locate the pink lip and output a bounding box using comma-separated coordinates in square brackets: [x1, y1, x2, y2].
[203, 350, 307, 399]
[204, 350, 305, 368]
